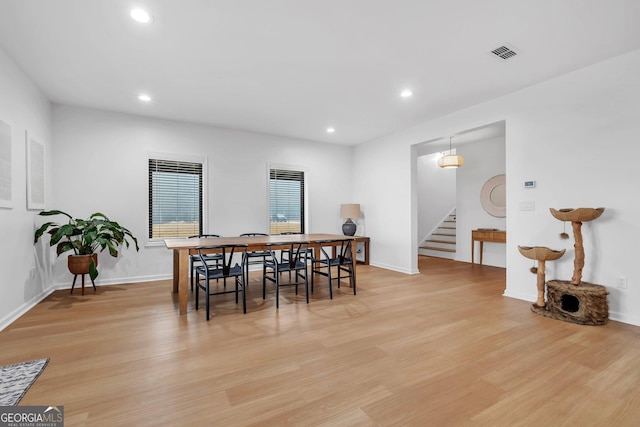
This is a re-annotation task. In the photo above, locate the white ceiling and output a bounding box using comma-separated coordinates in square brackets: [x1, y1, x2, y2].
[415, 121, 505, 157]
[1, 0, 640, 145]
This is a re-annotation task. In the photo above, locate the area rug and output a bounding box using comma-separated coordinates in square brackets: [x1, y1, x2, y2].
[0, 358, 49, 406]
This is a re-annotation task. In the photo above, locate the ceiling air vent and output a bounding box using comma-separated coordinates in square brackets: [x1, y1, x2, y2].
[491, 45, 517, 60]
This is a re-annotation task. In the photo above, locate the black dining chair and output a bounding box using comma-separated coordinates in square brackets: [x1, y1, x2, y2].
[239, 233, 270, 284]
[280, 231, 310, 279]
[310, 239, 356, 299]
[263, 241, 310, 308]
[194, 244, 248, 321]
[188, 234, 222, 291]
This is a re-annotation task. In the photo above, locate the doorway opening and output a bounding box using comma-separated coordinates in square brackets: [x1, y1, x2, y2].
[411, 121, 506, 272]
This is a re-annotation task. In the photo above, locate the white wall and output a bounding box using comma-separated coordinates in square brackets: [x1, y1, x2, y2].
[354, 48, 640, 325]
[49, 105, 353, 287]
[357, 136, 415, 273]
[417, 153, 456, 242]
[0, 48, 53, 330]
[456, 137, 506, 267]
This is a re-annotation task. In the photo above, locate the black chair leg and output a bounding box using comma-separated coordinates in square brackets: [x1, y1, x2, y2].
[310, 264, 314, 292]
[190, 258, 194, 291]
[275, 268, 280, 309]
[205, 277, 211, 321]
[242, 273, 247, 314]
[195, 271, 200, 310]
[352, 265, 356, 294]
[262, 270, 267, 299]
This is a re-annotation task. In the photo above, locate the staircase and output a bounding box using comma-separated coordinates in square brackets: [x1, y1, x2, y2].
[419, 210, 457, 259]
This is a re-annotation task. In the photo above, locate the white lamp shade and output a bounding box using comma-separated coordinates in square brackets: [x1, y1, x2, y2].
[438, 154, 464, 168]
[340, 203, 361, 219]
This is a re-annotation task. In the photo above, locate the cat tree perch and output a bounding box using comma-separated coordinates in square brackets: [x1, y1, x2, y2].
[518, 246, 566, 308]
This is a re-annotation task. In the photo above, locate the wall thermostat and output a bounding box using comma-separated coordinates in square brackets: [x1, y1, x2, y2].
[524, 180, 536, 188]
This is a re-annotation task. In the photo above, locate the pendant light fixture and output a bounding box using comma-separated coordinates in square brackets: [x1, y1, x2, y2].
[438, 137, 464, 169]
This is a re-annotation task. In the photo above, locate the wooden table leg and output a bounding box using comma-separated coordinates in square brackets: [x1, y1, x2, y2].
[173, 249, 180, 293]
[471, 238, 475, 265]
[174, 249, 189, 315]
[363, 239, 369, 265]
[351, 240, 357, 290]
[479, 242, 484, 265]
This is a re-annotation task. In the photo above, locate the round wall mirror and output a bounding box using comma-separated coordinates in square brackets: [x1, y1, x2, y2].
[480, 174, 506, 217]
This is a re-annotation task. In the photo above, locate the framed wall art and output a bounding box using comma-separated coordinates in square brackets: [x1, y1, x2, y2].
[0, 120, 11, 209]
[26, 131, 45, 210]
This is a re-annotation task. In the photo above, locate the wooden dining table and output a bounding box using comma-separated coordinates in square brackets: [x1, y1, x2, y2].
[164, 233, 357, 315]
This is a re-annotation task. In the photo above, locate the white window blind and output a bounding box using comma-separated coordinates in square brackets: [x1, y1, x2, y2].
[149, 159, 203, 239]
[269, 168, 305, 234]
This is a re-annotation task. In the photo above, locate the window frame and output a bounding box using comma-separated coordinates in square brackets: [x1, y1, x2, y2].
[267, 163, 309, 235]
[146, 152, 208, 246]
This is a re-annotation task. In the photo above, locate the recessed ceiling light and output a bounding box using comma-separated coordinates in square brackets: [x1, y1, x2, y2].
[130, 8, 152, 23]
[326, 127, 335, 134]
[400, 89, 413, 98]
[138, 94, 152, 102]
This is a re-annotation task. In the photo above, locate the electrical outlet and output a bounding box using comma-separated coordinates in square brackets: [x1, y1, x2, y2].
[617, 276, 628, 289]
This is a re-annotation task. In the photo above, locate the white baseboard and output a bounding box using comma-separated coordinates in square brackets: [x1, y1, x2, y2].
[53, 273, 172, 289]
[369, 261, 418, 275]
[502, 289, 535, 302]
[0, 286, 56, 332]
[608, 310, 640, 326]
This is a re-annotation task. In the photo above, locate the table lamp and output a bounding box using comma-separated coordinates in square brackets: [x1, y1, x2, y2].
[340, 203, 361, 236]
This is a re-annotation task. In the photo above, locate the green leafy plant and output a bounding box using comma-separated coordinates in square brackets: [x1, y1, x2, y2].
[34, 210, 139, 280]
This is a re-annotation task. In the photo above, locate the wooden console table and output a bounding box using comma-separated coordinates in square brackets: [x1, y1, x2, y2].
[354, 236, 370, 265]
[471, 229, 506, 265]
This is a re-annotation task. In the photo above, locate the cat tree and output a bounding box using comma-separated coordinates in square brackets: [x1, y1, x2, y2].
[519, 208, 608, 325]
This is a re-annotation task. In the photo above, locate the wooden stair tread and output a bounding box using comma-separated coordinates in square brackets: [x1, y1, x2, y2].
[422, 210, 457, 252]
[420, 246, 456, 253]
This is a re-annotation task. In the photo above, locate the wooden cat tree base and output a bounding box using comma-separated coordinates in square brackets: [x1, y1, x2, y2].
[532, 280, 608, 325]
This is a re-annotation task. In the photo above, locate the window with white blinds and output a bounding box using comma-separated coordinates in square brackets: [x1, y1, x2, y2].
[149, 158, 203, 239]
[269, 168, 305, 234]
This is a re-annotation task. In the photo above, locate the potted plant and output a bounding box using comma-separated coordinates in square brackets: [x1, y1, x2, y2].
[34, 210, 139, 281]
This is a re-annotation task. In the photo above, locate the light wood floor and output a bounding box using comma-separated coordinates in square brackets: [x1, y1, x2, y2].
[3, 256, 640, 426]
